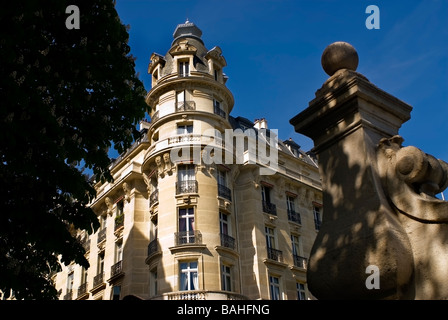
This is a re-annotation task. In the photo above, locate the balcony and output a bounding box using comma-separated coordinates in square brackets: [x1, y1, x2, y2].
[63, 289, 73, 300]
[114, 214, 124, 231]
[150, 189, 159, 206]
[77, 282, 88, 299]
[176, 101, 196, 112]
[93, 272, 104, 286]
[97, 228, 107, 244]
[220, 233, 236, 250]
[151, 110, 159, 123]
[287, 209, 301, 224]
[168, 134, 202, 146]
[151, 290, 247, 300]
[262, 201, 277, 215]
[109, 260, 124, 282]
[175, 230, 202, 246]
[218, 184, 231, 201]
[176, 180, 198, 195]
[147, 239, 160, 257]
[214, 105, 226, 118]
[293, 254, 308, 269]
[267, 247, 283, 262]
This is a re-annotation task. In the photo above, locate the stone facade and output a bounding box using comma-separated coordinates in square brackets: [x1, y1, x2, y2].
[53, 21, 322, 300]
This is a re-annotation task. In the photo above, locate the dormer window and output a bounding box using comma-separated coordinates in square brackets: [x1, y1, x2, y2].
[214, 68, 222, 82]
[179, 61, 189, 77]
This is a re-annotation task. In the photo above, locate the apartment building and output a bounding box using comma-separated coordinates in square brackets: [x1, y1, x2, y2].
[53, 20, 323, 300]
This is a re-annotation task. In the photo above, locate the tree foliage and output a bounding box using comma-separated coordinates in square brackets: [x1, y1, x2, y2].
[0, 0, 147, 299]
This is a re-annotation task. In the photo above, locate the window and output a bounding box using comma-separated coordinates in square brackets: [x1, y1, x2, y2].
[150, 268, 158, 296]
[297, 282, 306, 300]
[177, 164, 197, 194]
[180, 261, 198, 291]
[220, 212, 229, 235]
[261, 186, 271, 203]
[221, 264, 232, 291]
[177, 124, 193, 135]
[177, 90, 185, 105]
[287, 195, 301, 224]
[220, 212, 235, 249]
[269, 275, 281, 300]
[286, 196, 295, 212]
[67, 272, 74, 292]
[100, 214, 107, 230]
[178, 208, 195, 244]
[313, 206, 322, 231]
[150, 218, 158, 241]
[214, 68, 220, 81]
[179, 61, 189, 77]
[266, 226, 282, 262]
[112, 286, 121, 300]
[217, 169, 227, 187]
[265, 226, 276, 249]
[115, 241, 123, 263]
[261, 185, 276, 215]
[291, 235, 301, 257]
[116, 200, 124, 216]
[214, 99, 226, 118]
[81, 267, 88, 285]
[217, 169, 231, 200]
[97, 253, 104, 274]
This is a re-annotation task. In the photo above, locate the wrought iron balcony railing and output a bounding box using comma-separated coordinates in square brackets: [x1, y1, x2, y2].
[176, 101, 196, 112]
[63, 289, 73, 300]
[77, 282, 88, 297]
[267, 247, 283, 262]
[293, 254, 308, 269]
[110, 260, 123, 278]
[214, 105, 226, 118]
[218, 184, 231, 201]
[175, 230, 202, 246]
[97, 227, 107, 244]
[176, 180, 198, 194]
[287, 209, 301, 224]
[262, 201, 277, 215]
[147, 239, 159, 257]
[93, 272, 104, 288]
[220, 233, 236, 250]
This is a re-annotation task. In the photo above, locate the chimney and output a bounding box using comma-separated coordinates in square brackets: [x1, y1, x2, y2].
[254, 118, 268, 129]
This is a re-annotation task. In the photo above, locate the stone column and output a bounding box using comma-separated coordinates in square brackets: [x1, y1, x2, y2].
[290, 42, 415, 299]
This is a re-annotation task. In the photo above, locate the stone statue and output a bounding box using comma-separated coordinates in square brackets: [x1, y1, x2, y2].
[105, 197, 113, 216]
[290, 42, 448, 300]
[155, 155, 164, 177]
[163, 152, 173, 174]
[122, 182, 131, 202]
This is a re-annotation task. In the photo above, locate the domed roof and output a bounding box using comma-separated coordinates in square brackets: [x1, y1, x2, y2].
[172, 19, 204, 45]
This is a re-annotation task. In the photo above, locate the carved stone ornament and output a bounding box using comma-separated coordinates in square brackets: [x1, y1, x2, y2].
[122, 182, 131, 203]
[104, 197, 113, 216]
[377, 135, 448, 223]
[169, 40, 197, 56]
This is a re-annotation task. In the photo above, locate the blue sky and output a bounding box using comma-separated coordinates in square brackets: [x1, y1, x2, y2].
[115, 0, 448, 162]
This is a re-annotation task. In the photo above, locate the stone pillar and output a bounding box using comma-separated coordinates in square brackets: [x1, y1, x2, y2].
[290, 42, 416, 299]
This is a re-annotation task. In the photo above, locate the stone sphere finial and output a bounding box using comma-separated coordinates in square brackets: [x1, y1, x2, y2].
[321, 42, 359, 76]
